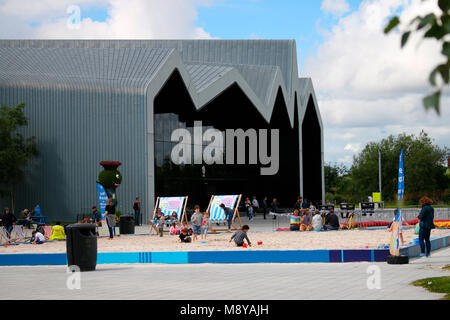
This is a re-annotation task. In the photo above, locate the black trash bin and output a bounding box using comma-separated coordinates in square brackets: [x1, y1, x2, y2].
[119, 215, 135, 235]
[66, 223, 97, 271]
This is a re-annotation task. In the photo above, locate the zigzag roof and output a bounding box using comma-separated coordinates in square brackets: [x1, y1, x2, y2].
[0, 40, 321, 128]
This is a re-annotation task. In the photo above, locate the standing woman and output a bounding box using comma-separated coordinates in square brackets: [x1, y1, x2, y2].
[0, 208, 16, 236]
[104, 199, 116, 240]
[417, 196, 435, 257]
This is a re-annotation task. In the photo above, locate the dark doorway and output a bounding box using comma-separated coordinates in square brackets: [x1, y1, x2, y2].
[301, 95, 322, 204]
[154, 70, 302, 210]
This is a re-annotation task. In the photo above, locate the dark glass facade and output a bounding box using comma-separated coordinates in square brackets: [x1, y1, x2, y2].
[154, 70, 320, 210]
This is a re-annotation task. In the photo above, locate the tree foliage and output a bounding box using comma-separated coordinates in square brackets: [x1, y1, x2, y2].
[350, 131, 449, 203]
[0, 103, 38, 212]
[384, 0, 450, 114]
[325, 131, 449, 205]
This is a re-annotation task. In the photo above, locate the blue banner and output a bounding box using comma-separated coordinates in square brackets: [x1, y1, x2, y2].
[96, 182, 108, 220]
[397, 148, 404, 202]
[391, 149, 404, 255]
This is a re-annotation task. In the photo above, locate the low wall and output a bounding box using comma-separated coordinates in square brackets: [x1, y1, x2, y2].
[0, 234, 448, 266]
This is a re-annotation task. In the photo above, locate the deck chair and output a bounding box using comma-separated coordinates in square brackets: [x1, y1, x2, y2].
[0, 227, 11, 244]
[43, 226, 53, 240]
[151, 196, 188, 234]
[10, 225, 27, 243]
[206, 195, 242, 232]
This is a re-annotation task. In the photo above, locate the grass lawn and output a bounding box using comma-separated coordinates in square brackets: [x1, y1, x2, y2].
[411, 276, 450, 300]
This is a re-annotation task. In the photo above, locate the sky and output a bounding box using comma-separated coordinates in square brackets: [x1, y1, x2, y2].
[0, 0, 448, 167]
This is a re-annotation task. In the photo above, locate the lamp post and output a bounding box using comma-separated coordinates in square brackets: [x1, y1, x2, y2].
[379, 148, 382, 207]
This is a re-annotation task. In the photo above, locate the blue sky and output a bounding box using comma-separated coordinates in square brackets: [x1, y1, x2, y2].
[78, 0, 364, 68]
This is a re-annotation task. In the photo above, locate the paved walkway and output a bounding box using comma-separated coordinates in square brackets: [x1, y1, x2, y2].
[0, 247, 448, 300]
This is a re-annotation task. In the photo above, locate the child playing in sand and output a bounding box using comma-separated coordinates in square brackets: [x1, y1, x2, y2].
[180, 222, 193, 236]
[31, 230, 45, 244]
[201, 212, 210, 240]
[178, 228, 192, 243]
[229, 225, 251, 247]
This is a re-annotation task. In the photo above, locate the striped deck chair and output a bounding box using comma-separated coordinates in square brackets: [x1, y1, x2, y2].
[44, 226, 53, 240]
[152, 196, 188, 233]
[10, 225, 26, 243]
[0, 227, 11, 244]
[207, 195, 242, 232]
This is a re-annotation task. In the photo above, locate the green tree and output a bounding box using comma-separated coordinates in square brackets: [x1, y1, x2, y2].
[384, 0, 450, 114]
[324, 163, 356, 204]
[350, 131, 449, 204]
[0, 103, 38, 214]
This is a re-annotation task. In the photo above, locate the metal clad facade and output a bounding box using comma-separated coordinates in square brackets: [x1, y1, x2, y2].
[0, 40, 325, 221]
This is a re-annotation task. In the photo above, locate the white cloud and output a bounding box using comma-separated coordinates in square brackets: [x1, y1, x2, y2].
[0, 0, 212, 39]
[321, 0, 350, 17]
[305, 0, 450, 166]
[344, 143, 361, 153]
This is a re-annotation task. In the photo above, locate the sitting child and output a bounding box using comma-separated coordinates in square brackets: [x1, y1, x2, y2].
[290, 210, 301, 231]
[180, 222, 193, 236]
[229, 225, 251, 247]
[178, 228, 192, 243]
[170, 222, 179, 235]
[49, 221, 66, 240]
[31, 230, 45, 244]
[312, 209, 323, 231]
[300, 208, 313, 231]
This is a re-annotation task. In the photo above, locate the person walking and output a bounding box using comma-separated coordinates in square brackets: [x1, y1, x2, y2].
[252, 196, 259, 217]
[104, 199, 116, 240]
[417, 196, 435, 257]
[133, 197, 141, 226]
[262, 197, 268, 220]
[271, 198, 279, 220]
[245, 198, 254, 221]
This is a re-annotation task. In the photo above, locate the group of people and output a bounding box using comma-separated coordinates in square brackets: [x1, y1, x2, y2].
[149, 203, 251, 247]
[149, 205, 210, 243]
[386, 196, 436, 257]
[289, 207, 340, 232]
[0, 206, 65, 244]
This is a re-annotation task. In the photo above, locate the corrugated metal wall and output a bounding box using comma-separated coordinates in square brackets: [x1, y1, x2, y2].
[0, 83, 147, 222]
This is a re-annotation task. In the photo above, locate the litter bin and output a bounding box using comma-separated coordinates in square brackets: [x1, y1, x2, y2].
[66, 223, 97, 271]
[119, 215, 135, 235]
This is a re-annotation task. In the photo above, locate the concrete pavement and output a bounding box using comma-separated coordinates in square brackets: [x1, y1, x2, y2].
[0, 247, 448, 300]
